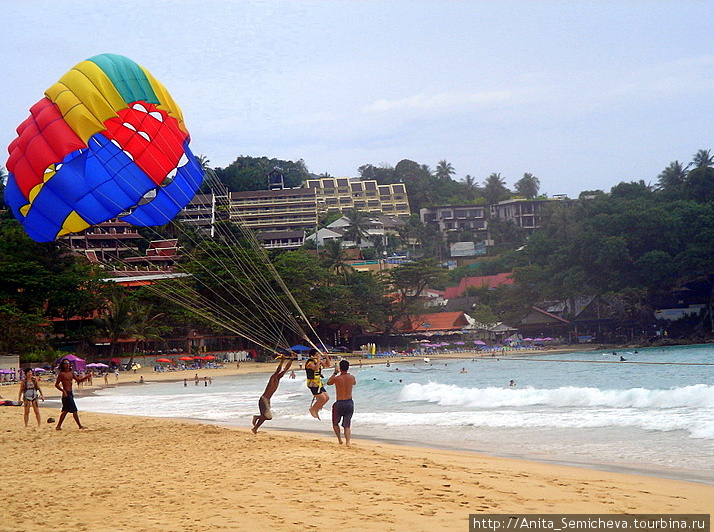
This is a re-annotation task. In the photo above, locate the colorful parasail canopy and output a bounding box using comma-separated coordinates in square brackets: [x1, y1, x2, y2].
[5, 53, 203, 242]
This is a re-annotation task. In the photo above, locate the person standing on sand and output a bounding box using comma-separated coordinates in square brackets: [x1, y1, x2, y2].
[19, 368, 44, 427]
[305, 349, 331, 419]
[54, 359, 92, 430]
[252, 355, 293, 433]
[327, 359, 356, 446]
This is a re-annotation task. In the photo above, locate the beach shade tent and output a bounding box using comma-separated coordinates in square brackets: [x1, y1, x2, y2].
[288, 344, 311, 352]
[55, 354, 86, 372]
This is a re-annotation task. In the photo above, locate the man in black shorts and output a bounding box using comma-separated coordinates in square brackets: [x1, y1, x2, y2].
[54, 359, 92, 430]
[252, 355, 293, 433]
[327, 359, 356, 446]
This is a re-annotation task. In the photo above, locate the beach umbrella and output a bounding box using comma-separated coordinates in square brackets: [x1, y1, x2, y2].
[473, 340, 486, 345]
[192, 356, 204, 360]
[32, 368, 47, 373]
[453, 341, 465, 345]
[156, 358, 172, 363]
[178, 356, 193, 361]
[203, 355, 216, 361]
[288, 344, 311, 352]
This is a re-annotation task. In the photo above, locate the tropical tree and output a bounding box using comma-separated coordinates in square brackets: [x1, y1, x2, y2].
[692, 149, 714, 169]
[0, 166, 6, 208]
[656, 160, 688, 196]
[435, 160, 456, 181]
[320, 238, 354, 283]
[129, 303, 166, 358]
[377, 258, 447, 337]
[514, 172, 540, 199]
[196, 154, 211, 172]
[463, 174, 479, 201]
[94, 294, 136, 357]
[342, 209, 371, 246]
[483, 173, 510, 205]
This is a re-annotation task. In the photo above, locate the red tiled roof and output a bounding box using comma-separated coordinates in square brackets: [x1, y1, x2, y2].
[444, 273, 514, 299]
[395, 311, 470, 333]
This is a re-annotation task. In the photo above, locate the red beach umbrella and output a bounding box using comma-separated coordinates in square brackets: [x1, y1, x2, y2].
[203, 355, 216, 361]
[156, 358, 172, 363]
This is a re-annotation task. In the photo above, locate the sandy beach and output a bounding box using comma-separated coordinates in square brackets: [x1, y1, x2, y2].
[1, 355, 712, 531]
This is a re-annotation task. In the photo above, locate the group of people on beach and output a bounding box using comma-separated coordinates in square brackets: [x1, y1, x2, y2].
[252, 348, 356, 446]
[13, 359, 92, 429]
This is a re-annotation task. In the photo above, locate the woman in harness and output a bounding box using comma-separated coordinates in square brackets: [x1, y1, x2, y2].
[18, 368, 44, 427]
[305, 348, 331, 419]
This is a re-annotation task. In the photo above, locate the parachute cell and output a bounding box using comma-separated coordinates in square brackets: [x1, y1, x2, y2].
[5, 53, 202, 242]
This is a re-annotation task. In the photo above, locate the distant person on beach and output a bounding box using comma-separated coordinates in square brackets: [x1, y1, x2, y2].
[509, 380, 516, 387]
[327, 359, 356, 446]
[19, 368, 44, 427]
[252, 355, 293, 433]
[54, 359, 92, 430]
[305, 349, 331, 419]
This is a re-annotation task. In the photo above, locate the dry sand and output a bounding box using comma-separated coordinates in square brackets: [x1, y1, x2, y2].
[1, 355, 712, 531]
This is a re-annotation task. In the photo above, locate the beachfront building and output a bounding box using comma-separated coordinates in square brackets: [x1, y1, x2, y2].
[63, 219, 143, 263]
[305, 176, 411, 218]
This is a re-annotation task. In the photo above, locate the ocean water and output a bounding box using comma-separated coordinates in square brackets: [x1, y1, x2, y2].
[73, 344, 714, 483]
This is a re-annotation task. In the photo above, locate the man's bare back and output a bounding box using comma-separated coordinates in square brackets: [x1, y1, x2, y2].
[329, 371, 355, 401]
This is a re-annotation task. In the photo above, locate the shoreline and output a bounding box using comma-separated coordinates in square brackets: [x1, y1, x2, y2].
[3, 349, 713, 529]
[12, 346, 710, 485]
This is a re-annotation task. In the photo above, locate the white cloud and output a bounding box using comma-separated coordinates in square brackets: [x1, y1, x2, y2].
[363, 89, 519, 114]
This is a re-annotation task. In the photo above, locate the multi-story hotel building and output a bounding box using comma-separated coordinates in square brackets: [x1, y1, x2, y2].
[420, 204, 489, 235]
[305, 177, 411, 218]
[228, 187, 318, 249]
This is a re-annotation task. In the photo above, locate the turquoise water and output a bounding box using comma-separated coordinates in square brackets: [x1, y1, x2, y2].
[74, 345, 714, 483]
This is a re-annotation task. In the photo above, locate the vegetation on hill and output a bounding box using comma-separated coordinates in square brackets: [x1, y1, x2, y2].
[1, 148, 713, 359]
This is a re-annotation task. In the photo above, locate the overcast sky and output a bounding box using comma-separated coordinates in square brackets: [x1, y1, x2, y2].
[2, 1, 713, 198]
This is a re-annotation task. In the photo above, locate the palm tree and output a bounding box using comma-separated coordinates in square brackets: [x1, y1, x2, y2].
[692, 149, 714, 169]
[463, 174, 479, 200]
[196, 154, 211, 172]
[483, 173, 510, 205]
[656, 160, 688, 195]
[0, 166, 6, 209]
[321, 238, 354, 283]
[129, 303, 165, 360]
[342, 209, 371, 246]
[95, 294, 135, 358]
[435, 160, 455, 181]
[514, 173, 540, 199]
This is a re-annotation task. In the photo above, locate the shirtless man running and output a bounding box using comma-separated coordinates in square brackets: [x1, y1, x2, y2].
[54, 359, 92, 430]
[252, 355, 293, 433]
[327, 359, 356, 446]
